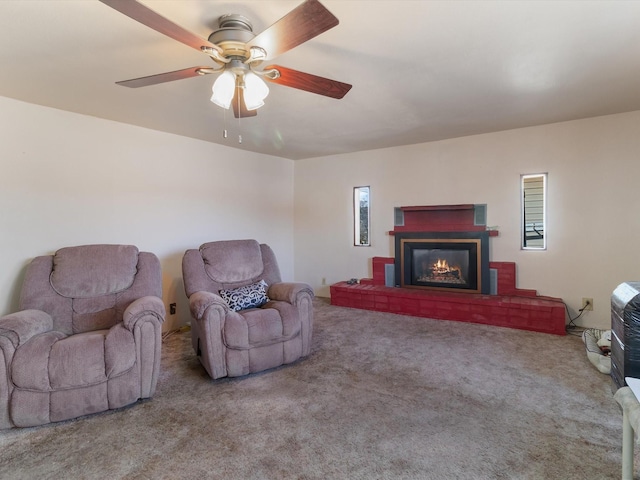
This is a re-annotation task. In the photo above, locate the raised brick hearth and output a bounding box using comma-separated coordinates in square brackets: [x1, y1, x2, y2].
[330, 204, 566, 335]
[330, 259, 566, 335]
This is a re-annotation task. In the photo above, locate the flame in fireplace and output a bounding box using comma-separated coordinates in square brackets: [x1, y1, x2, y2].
[417, 257, 465, 284]
[433, 258, 452, 274]
[433, 258, 463, 278]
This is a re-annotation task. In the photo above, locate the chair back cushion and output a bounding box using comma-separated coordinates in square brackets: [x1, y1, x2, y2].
[19, 245, 162, 335]
[182, 239, 282, 298]
[201, 239, 264, 284]
[50, 245, 138, 298]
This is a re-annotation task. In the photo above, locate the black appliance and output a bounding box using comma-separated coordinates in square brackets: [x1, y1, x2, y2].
[611, 282, 640, 389]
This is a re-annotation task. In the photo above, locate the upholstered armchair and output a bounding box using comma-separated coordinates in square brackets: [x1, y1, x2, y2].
[0, 244, 165, 429]
[182, 239, 314, 379]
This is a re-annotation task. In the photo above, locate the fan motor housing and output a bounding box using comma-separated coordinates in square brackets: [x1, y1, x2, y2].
[208, 14, 255, 59]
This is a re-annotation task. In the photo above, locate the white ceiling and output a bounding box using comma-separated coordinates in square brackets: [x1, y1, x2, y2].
[1, 1, 639, 160]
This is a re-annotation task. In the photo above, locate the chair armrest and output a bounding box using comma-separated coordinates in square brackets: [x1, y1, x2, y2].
[123, 296, 165, 331]
[189, 291, 229, 320]
[187, 291, 230, 380]
[0, 311, 52, 429]
[268, 282, 314, 305]
[0, 310, 53, 348]
[0, 310, 54, 429]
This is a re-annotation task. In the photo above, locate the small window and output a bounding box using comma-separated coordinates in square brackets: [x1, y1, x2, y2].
[521, 173, 547, 250]
[354, 186, 370, 246]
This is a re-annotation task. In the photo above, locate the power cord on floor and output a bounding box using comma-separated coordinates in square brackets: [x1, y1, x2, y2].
[162, 324, 191, 343]
[564, 301, 588, 336]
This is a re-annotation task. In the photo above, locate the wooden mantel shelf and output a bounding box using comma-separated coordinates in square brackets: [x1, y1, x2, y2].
[401, 204, 475, 211]
[389, 203, 498, 236]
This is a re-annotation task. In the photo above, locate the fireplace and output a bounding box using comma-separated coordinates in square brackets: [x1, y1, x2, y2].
[395, 231, 490, 294]
[331, 204, 566, 335]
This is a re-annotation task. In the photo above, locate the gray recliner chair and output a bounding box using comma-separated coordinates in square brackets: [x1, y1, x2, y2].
[0, 244, 165, 429]
[182, 239, 314, 379]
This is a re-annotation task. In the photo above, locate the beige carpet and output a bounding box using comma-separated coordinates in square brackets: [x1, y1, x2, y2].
[0, 298, 627, 479]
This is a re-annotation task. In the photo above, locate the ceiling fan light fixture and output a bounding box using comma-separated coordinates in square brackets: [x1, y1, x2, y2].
[101, 0, 352, 119]
[243, 72, 269, 110]
[246, 46, 267, 64]
[210, 70, 236, 109]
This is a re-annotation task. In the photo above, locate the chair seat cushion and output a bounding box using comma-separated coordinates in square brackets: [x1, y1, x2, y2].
[223, 301, 300, 349]
[11, 324, 136, 391]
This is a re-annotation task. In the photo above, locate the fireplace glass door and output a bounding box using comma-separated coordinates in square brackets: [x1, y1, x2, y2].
[396, 234, 489, 294]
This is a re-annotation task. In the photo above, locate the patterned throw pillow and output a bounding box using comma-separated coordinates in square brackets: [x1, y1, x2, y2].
[219, 280, 270, 311]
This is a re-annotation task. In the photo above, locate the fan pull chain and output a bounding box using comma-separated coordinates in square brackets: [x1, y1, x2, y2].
[222, 105, 228, 139]
[237, 88, 242, 144]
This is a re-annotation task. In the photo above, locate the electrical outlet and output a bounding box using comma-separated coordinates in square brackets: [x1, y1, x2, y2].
[169, 303, 176, 315]
[321, 277, 326, 285]
[581, 298, 593, 311]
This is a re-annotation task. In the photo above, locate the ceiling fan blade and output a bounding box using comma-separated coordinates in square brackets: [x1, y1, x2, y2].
[264, 65, 351, 99]
[232, 88, 258, 119]
[98, 0, 222, 54]
[246, 0, 339, 60]
[116, 67, 214, 88]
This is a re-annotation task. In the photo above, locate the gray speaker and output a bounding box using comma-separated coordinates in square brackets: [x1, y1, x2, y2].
[490, 268, 497, 295]
[394, 207, 404, 227]
[384, 264, 395, 287]
[474, 204, 487, 226]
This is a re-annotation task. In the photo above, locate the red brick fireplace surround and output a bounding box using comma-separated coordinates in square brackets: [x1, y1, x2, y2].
[330, 205, 566, 335]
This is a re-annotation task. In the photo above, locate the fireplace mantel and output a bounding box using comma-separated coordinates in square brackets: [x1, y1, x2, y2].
[390, 204, 498, 236]
[392, 205, 493, 295]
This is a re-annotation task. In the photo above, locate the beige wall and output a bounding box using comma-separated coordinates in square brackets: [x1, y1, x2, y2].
[0, 97, 294, 331]
[294, 110, 640, 329]
[3, 95, 639, 331]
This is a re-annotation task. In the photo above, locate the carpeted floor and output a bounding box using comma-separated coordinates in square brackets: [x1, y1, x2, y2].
[0, 298, 627, 479]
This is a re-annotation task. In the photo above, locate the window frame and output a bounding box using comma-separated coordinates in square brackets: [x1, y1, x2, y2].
[353, 186, 371, 247]
[521, 173, 547, 250]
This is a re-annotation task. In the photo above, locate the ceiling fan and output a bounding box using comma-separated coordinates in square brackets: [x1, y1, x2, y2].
[99, 0, 352, 118]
